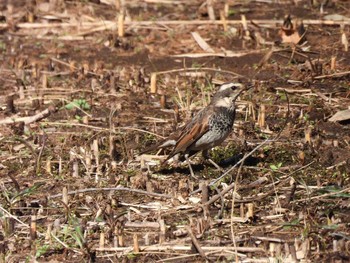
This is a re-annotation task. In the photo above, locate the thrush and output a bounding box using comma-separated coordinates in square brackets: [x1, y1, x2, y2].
[142, 82, 246, 178]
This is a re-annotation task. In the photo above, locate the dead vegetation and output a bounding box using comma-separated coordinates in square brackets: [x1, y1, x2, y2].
[0, 0, 350, 262]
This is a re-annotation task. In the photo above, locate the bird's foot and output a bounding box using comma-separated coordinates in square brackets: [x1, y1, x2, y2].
[185, 155, 198, 179]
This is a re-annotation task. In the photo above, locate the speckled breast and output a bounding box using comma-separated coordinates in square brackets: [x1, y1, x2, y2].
[191, 107, 236, 150]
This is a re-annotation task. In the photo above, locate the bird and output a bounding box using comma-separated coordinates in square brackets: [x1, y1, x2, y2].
[141, 82, 246, 178]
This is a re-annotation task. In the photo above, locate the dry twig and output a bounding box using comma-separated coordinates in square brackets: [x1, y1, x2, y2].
[48, 187, 173, 199]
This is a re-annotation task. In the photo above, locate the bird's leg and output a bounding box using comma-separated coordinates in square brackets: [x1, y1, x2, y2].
[202, 150, 223, 171]
[185, 154, 197, 179]
[202, 149, 210, 159]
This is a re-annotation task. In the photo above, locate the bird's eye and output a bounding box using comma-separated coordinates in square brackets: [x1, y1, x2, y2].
[231, 84, 241, 90]
[230, 83, 243, 91]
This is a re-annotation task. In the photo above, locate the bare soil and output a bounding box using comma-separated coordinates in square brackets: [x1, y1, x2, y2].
[0, 0, 350, 262]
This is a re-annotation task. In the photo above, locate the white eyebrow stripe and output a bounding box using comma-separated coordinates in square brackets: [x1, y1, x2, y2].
[219, 83, 243, 92]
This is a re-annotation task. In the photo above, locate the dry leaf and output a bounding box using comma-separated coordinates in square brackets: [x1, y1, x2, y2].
[328, 109, 350, 122]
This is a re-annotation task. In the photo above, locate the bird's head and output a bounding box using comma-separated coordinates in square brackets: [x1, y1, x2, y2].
[212, 82, 246, 107]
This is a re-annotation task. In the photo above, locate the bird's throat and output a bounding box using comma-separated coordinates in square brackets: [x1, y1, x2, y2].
[214, 97, 232, 108]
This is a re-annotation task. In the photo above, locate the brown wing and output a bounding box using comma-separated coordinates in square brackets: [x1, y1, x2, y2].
[166, 107, 211, 160]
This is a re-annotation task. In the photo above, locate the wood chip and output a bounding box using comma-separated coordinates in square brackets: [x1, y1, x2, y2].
[328, 109, 350, 122]
[191, 31, 215, 53]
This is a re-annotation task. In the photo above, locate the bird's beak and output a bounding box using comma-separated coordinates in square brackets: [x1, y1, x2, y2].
[244, 83, 254, 91]
[233, 84, 248, 100]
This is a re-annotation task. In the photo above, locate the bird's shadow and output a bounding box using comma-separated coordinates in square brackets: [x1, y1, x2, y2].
[157, 153, 260, 175]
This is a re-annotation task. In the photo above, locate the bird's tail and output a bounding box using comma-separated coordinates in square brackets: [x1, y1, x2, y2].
[138, 137, 177, 155]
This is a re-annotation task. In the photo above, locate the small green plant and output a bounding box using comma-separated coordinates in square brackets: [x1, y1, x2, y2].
[75, 115, 82, 121]
[282, 218, 300, 230]
[61, 215, 86, 249]
[65, 99, 90, 111]
[35, 244, 50, 258]
[0, 40, 6, 51]
[10, 182, 45, 205]
[191, 62, 202, 68]
[127, 253, 138, 259]
[71, 224, 85, 249]
[270, 162, 282, 171]
[318, 186, 350, 198]
[210, 145, 237, 163]
[227, 9, 236, 16]
[279, 93, 287, 101]
[303, 113, 310, 121]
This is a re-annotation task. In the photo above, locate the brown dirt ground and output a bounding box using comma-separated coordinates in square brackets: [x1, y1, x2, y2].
[0, 0, 350, 262]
